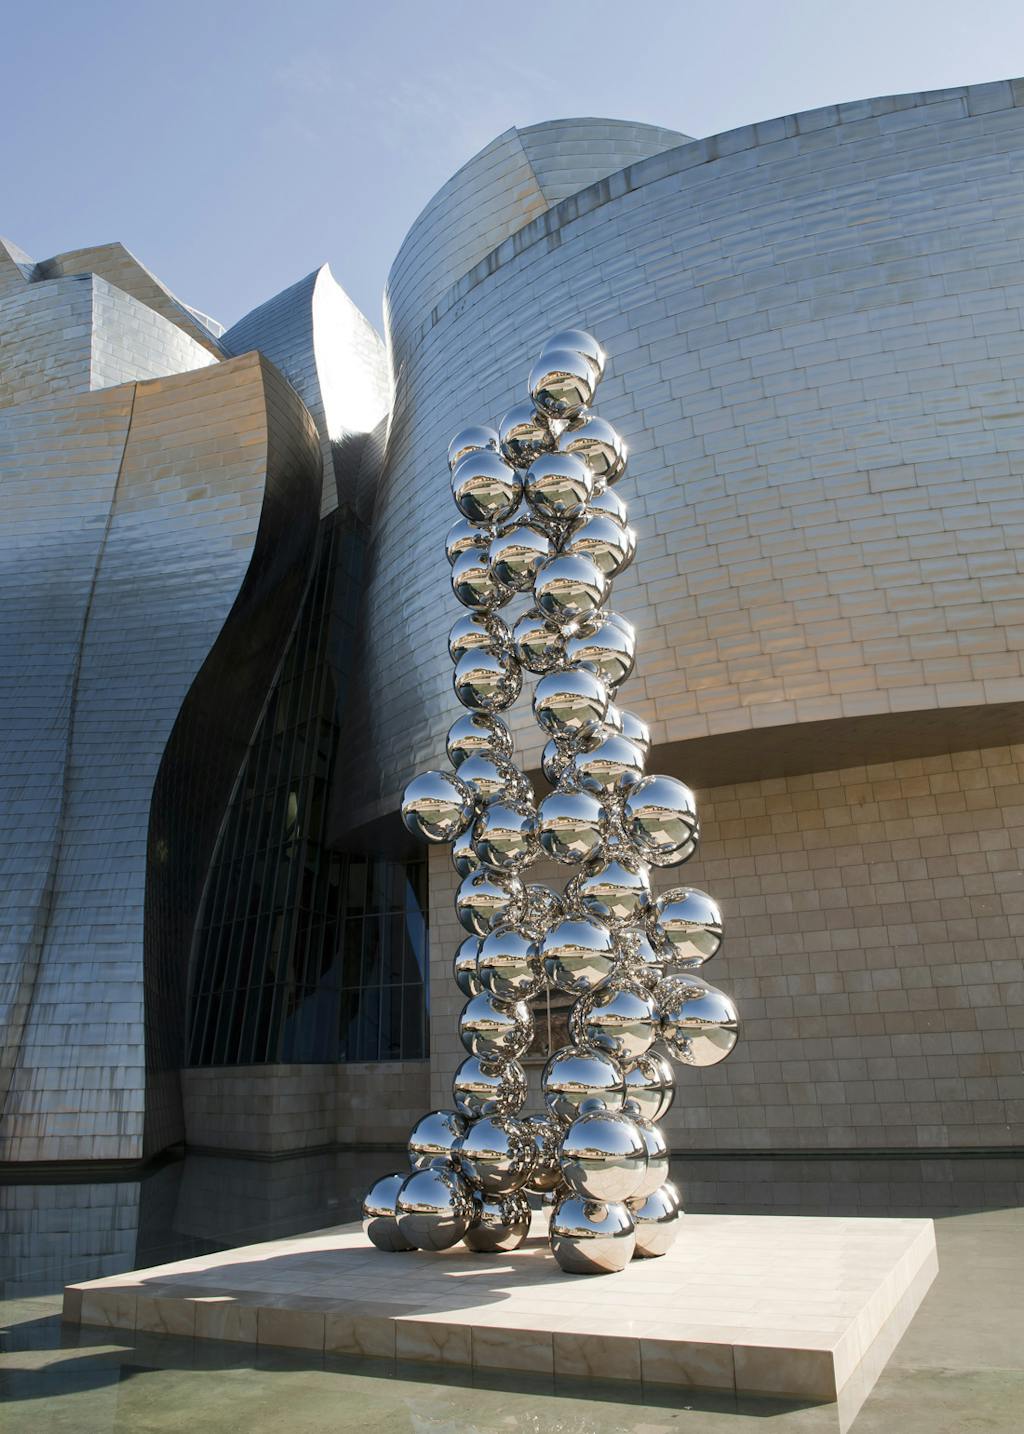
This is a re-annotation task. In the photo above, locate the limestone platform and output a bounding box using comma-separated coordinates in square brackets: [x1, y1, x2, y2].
[63, 1212, 936, 1415]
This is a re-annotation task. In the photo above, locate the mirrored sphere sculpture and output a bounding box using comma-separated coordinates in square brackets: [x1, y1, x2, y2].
[549, 1195, 635, 1274]
[366, 328, 740, 1275]
[363, 1173, 416, 1252]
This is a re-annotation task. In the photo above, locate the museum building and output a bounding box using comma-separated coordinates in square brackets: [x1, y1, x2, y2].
[1, 81, 1022, 1167]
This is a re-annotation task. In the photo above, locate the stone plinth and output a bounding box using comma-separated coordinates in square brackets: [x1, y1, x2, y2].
[63, 1212, 936, 1420]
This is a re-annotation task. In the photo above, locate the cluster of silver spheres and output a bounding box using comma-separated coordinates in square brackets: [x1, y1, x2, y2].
[363, 330, 740, 1275]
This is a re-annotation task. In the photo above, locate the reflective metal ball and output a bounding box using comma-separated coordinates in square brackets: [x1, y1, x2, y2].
[533, 666, 609, 743]
[523, 451, 593, 521]
[452, 1054, 527, 1119]
[557, 411, 625, 484]
[456, 752, 521, 804]
[453, 648, 522, 713]
[572, 852, 651, 927]
[448, 611, 509, 665]
[549, 1195, 635, 1275]
[472, 799, 538, 872]
[476, 924, 545, 1001]
[455, 869, 524, 936]
[653, 887, 723, 968]
[615, 924, 670, 991]
[448, 424, 499, 471]
[463, 1191, 531, 1253]
[563, 511, 635, 577]
[622, 1048, 676, 1122]
[541, 738, 573, 787]
[407, 1109, 468, 1169]
[624, 775, 699, 866]
[573, 979, 660, 1064]
[401, 770, 475, 843]
[445, 515, 490, 566]
[569, 735, 646, 799]
[537, 790, 605, 865]
[453, 935, 482, 995]
[490, 521, 555, 591]
[618, 709, 651, 756]
[534, 552, 609, 624]
[627, 1184, 679, 1258]
[511, 609, 566, 674]
[539, 328, 607, 384]
[362, 1173, 416, 1252]
[530, 348, 595, 420]
[588, 485, 629, 523]
[565, 613, 637, 690]
[659, 974, 740, 1067]
[455, 1115, 536, 1195]
[396, 1165, 474, 1251]
[446, 712, 513, 770]
[451, 546, 512, 611]
[542, 1043, 626, 1123]
[559, 1108, 648, 1202]
[523, 1113, 566, 1194]
[451, 449, 522, 524]
[629, 1116, 669, 1199]
[499, 400, 558, 469]
[458, 991, 533, 1061]
[540, 916, 616, 994]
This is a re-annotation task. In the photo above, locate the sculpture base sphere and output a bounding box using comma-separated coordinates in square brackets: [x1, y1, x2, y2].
[463, 1192, 531, 1253]
[396, 1165, 473, 1251]
[627, 1184, 680, 1258]
[549, 1194, 635, 1274]
[362, 1173, 416, 1252]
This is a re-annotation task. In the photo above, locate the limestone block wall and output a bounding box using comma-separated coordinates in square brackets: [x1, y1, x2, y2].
[426, 742, 1023, 1151]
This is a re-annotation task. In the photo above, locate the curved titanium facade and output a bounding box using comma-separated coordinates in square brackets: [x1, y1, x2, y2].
[357, 88, 1024, 1153]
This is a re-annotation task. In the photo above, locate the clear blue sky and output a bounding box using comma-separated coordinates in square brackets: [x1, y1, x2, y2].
[3, 0, 1021, 332]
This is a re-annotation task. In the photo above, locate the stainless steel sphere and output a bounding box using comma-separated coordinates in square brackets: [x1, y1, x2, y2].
[451, 448, 522, 524]
[489, 521, 555, 590]
[624, 776, 699, 866]
[448, 424, 499, 471]
[589, 485, 629, 523]
[618, 710, 651, 756]
[523, 1112, 566, 1194]
[627, 1184, 680, 1258]
[534, 552, 609, 624]
[541, 738, 573, 787]
[533, 666, 609, 742]
[549, 1195, 635, 1275]
[453, 935, 482, 996]
[562, 511, 635, 577]
[448, 611, 509, 664]
[511, 608, 566, 674]
[445, 515, 490, 566]
[455, 868, 524, 936]
[540, 329, 607, 384]
[623, 1048, 676, 1122]
[569, 734, 645, 801]
[530, 348, 596, 420]
[451, 546, 512, 611]
[446, 712, 513, 768]
[456, 752, 521, 804]
[455, 1115, 536, 1195]
[362, 1173, 416, 1252]
[499, 400, 558, 469]
[396, 1164, 474, 1251]
[401, 770, 475, 843]
[565, 615, 637, 690]
[452, 1054, 527, 1119]
[476, 924, 545, 1001]
[407, 1109, 468, 1169]
[572, 853, 651, 928]
[453, 648, 521, 713]
[629, 1116, 669, 1199]
[659, 974, 740, 1067]
[557, 412, 625, 484]
[616, 924, 670, 992]
[537, 790, 605, 864]
[572, 979, 660, 1064]
[523, 451, 593, 521]
[458, 991, 533, 1061]
[463, 1191, 531, 1253]
[472, 798, 538, 872]
[542, 1043, 626, 1122]
[539, 916, 616, 994]
[653, 887, 723, 968]
[521, 883, 564, 936]
[558, 1108, 648, 1202]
